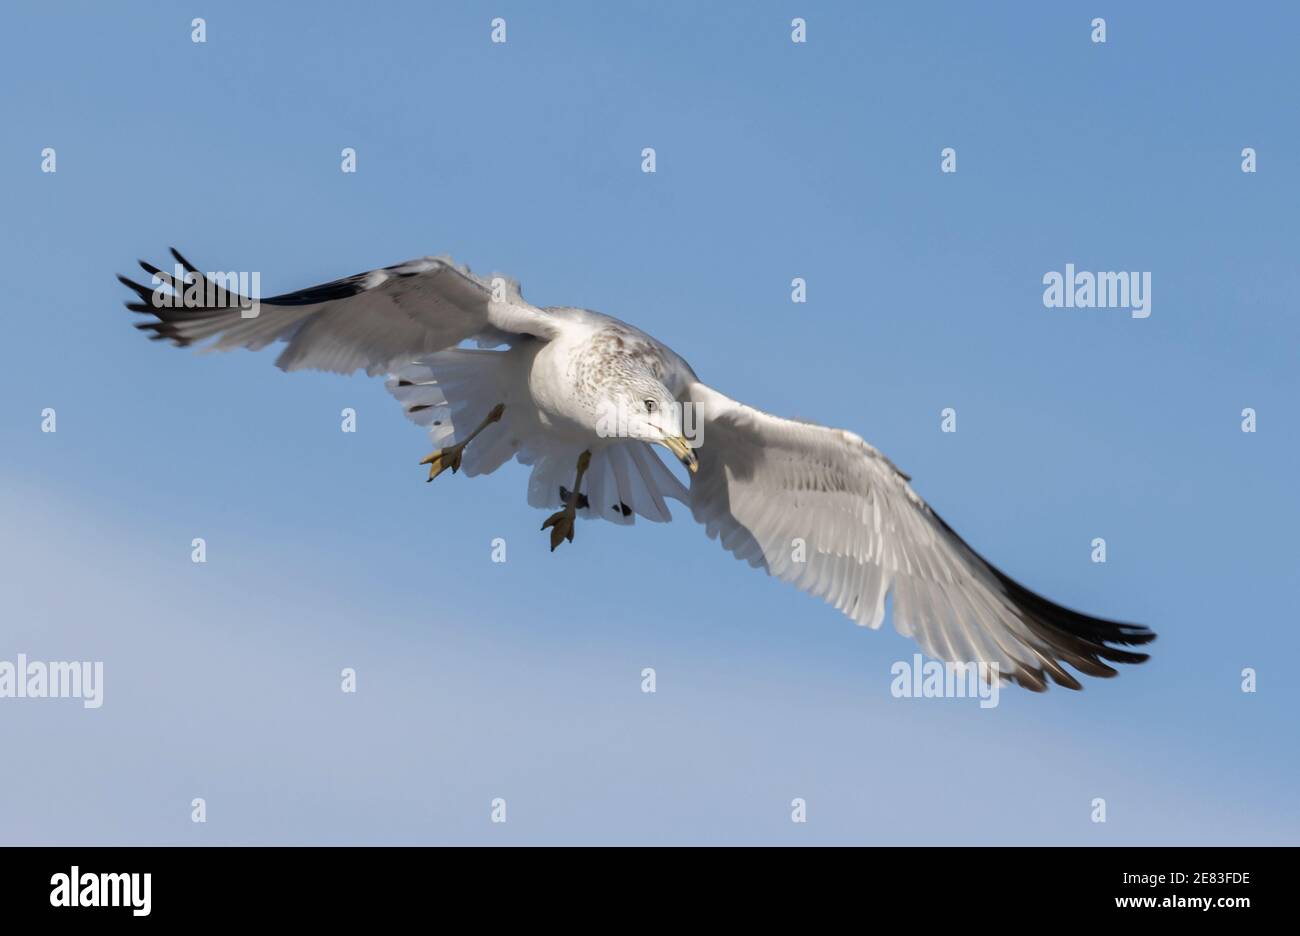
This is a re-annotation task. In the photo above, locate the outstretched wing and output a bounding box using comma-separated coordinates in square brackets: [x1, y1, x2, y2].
[120, 249, 559, 375]
[684, 382, 1155, 691]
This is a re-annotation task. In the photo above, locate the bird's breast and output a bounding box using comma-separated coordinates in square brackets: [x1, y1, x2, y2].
[527, 335, 601, 440]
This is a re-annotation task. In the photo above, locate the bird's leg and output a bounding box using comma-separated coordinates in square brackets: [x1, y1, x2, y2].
[541, 449, 592, 551]
[419, 403, 505, 482]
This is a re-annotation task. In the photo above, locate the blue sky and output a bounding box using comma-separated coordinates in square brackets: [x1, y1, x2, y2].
[1, 1, 1297, 844]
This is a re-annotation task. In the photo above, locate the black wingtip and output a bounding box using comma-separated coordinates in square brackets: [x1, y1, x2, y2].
[929, 509, 1156, 690]
[170, 247, 199, 274]
[117, 274, 156, 304]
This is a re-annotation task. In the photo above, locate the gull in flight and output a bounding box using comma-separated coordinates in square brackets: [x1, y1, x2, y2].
[120, 250, 1155, 692]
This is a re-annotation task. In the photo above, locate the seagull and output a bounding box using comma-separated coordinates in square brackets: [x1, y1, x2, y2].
[120, 250, 1155, 692]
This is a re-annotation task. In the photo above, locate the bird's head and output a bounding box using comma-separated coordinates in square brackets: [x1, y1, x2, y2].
[601, 374, 698, 473]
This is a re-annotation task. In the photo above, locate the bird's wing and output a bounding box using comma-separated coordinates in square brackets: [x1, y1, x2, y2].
[684, 381, 1154, 691]
[121, 249, 560, 375]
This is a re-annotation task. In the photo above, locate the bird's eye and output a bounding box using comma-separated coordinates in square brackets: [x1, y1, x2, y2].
[644, 399, 656, 413]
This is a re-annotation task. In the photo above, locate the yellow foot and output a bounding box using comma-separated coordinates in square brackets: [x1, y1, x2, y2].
[541, 506, 576, 552]
[418, 404, 506, 483]
[419, 444, 464, 482]
[541, 449, 591, 552]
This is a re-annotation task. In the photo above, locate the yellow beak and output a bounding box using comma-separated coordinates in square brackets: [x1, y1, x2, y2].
[659, 435, 698, 473]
